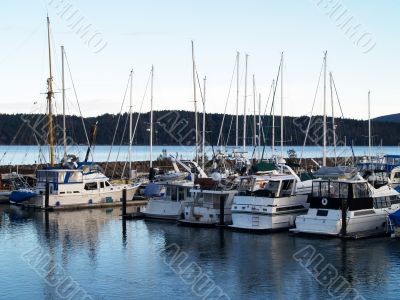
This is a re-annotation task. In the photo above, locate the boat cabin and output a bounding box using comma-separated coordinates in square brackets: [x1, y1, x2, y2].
[253, 176, 296, 198]
[163, 183, 192, 202]
[239, 175, 296, 198]
[310, 179, 400, 211]
[35, 169, 112, 195]
[191, 188, 231, 209]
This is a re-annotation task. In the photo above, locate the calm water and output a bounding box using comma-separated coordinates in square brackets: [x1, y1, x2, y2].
[1, 204, 400, 299]
[0, 145, 399, 166]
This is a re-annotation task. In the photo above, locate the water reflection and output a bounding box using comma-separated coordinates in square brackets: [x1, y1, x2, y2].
[0, 204, 399, 299]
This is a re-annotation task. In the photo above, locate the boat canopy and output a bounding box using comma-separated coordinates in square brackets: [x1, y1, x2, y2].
[313, 166, 357, 179]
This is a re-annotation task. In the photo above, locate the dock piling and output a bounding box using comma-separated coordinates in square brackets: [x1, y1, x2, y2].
[45, 182, 50, 209]
[341, 198, 347, 236]
[219, 196, 225, 225]
[122, 188, 127, 217]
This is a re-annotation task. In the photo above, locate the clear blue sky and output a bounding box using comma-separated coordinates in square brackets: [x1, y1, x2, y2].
[0, 0, 398, 119]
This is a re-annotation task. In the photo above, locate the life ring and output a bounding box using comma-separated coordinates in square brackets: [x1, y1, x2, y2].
[321, 198, 328, 206]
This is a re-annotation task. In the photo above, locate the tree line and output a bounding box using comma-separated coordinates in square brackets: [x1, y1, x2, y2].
[0, 111, 399, 146]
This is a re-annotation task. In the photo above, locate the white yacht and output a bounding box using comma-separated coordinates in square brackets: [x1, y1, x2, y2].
[10, 165, 140, 208]
[143, 180, 194, 220]
[292, 176, 400, 238]
[143, 159, 207, 220]
[230, 168, 312, 231]
[179, 179, 238, 226]
[390, 166, 400, 191]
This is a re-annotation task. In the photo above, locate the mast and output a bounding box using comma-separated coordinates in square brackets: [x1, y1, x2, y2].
[191, 41, 199, 163]
[61, 45, 67, 161]
[47, 16, 54, 167]
[129, 69, 133, 178]
[253, 74, 256, 147]
[235, 51, 240, 148]
[323, 51, 327, 167]
[202, 76, 206, 169]
[329, 72, 337, 166]
[280, 52, 284, 158]
[368, 90, 371, 161]
[150, 65, 154, 168]
[272, 79, 275, 158]
[243, 54, 248, 152]
[258, 93, 261, 160]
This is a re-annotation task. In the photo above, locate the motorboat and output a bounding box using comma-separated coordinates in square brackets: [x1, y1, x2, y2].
[292, 175, 400, 238]
[230, 165, 312, 231]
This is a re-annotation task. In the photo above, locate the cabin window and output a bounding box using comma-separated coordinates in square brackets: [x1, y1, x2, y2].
[105, 181, 111, 187]
[100, 182, 105, 188]
[390, 195, 400, 205]
[320, 181, 329, 197]
[84, 182, 98, 191]
[166, 187, 171, 197]
[171, 187, 177, 201]
[394, 173, 400, 179]
[187, 188, 191, 198]
[281, 180, 294, 197]
[265, 181, 280, 197]
[312, 182, 320, 197]
[339, 183, 349, 199]
[374, 197, 389, 209]
[329, 182, 340, 198]
[178, 187, 185, 200]
[353, 183, 369, 198]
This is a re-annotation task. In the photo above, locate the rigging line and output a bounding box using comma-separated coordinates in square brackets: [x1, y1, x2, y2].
[260, 80, 275, 144]
[331, 75, 346, 119]
[217, 56, 238, 147]
[299, 59, 324, 164]
[104, 72, 131, 172]
[63, 50, 92, 160]
[225, 115, 235, 147]
[130, 70, 152, 146]
[111, 110, 130, 179]
[260, 57, 282, 159]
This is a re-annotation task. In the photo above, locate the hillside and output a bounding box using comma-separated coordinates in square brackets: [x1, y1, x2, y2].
[0, 111, 400, 146]
[374, 113, 400, 123]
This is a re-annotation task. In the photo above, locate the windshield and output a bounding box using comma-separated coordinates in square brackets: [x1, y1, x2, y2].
[265, 181, 280, 195]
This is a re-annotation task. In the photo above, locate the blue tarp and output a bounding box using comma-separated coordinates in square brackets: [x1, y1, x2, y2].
[9, 190, 36, 203]
[389, 209, 400, 227]
[144, 183, 163, 197]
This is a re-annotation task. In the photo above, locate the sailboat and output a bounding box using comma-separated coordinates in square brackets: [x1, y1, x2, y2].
[10, 17, 140, 208]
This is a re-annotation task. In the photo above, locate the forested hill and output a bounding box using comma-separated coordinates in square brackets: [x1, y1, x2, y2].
[374, 113, 400, 123]
[0, 111, 400, 146]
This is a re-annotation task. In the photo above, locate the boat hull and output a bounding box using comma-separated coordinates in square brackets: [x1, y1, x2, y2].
[19, 185, 138, 209]
[143, 199, 190, 220]
[230, 194, 309, 231]
[293, 207, 399, 238]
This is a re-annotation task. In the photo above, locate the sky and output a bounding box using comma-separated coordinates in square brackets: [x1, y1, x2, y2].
[0, 0, 399, 119]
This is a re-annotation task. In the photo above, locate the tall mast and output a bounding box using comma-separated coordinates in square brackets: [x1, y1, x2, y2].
[280, 52, 284, 158]
[61, 45, 67, 161]
[47, 16, 54, 167]
[258, 93, 261, 160]
[235, 51, 240, 148]
[129, 69, 133, 178]
[272, 79, 275, 158]
[243, 54, 248, 152]
[368, 90, 371, 161]
[253, 74, 256, 147]
[330, 72, 337, 166]
[202, 76, 206, 169]
[191, 41, 199, 164]
[150, 65, 154, 168]
[323, 51, 327, 167]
